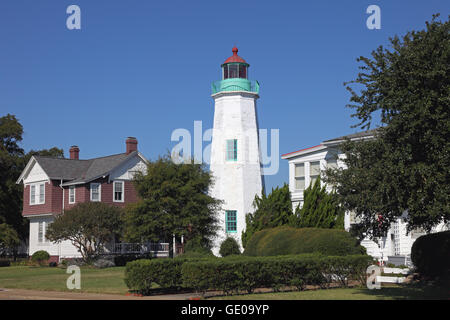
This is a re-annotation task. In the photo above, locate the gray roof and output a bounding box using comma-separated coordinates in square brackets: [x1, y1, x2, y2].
[322, 128, 379, 143]
[33, 152, 137, 185]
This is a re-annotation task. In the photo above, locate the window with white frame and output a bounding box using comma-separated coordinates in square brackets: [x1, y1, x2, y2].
[113, 181, 124, 202]
[69, 186, 76, 204]
[90, 183, 101, 202]
[38, 221, 51, 243]
[309, 161, 321, 187]
[45, 221, 51, 241]
[294, 163, 305, 190]
[30, 182, 45, 205]
[38, 221, 43, 243]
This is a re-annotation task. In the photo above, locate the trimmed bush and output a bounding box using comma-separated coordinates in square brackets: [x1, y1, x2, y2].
[219, 237, 241, 257]
[124, 258, 187, 292]
[244, 226, 365, 256]
[183, 238, 214, 256]
[114, 253, 152, 266]
[31, 250, 50, 265]
[411, 230, 450, 280]
[181, 254, 372, 295]
[124, 254, 372, 295]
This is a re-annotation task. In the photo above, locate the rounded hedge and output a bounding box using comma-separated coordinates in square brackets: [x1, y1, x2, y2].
[411, 230, 450, 279]
[31, 250, 50, 264]
[243, 226, 366, 256]
[219, 237, 241, 257]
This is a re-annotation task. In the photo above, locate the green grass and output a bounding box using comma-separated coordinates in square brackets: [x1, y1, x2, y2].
[0, 266, 128, 295]
[209, 284, 450, 300]
[1, 266, 448, 300]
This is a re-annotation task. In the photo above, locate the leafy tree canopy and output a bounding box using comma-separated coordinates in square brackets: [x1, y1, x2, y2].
[241, 184, 293, 248]
[0, 114, 64, 240]
[0, 223, 20, 255]
[46, 202, 123, 263]
[0, 114, 27, 239]
[325, 15, 450, 238]
[123, 155, 220, 249]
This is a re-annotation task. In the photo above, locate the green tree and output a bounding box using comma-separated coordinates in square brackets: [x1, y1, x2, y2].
[0, 223, 20, 256]
[46, 202, 123, 263]
[25, 147, 64, 162]
[290, 177, 345, 229]
[241, 184, 293, 248]
[325, 15, 450, 238]
[0, 114, 28, 240]
[123, 155, 220, 249]
[0, 114, 64, 242]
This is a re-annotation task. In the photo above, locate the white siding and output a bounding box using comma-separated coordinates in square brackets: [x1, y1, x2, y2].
[28, 216, 81, 259]
[109, 156, 147, 181]
[209, 92, 263, 255]
[23, 161, 49, 185]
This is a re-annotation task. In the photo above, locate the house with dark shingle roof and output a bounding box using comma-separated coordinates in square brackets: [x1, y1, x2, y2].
[16, 137, 149, 262]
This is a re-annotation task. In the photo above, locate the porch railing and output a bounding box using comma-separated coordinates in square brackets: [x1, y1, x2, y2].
[111, 242, 170, 256]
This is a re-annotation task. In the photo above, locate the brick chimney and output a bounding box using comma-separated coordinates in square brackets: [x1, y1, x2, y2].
[126, 137, 138, 154]
[69, 145, 80, 160]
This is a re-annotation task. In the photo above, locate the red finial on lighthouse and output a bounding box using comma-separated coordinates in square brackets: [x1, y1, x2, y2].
[223, 46, 248, 65]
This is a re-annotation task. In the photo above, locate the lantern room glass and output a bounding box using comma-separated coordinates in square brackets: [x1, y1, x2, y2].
[223, 63, 247, 80]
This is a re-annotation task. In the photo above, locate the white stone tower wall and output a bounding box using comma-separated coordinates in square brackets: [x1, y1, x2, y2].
[210, 91, 263, 255]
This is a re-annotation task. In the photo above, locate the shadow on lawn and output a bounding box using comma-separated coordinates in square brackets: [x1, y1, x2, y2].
[353, 283, 450, 300]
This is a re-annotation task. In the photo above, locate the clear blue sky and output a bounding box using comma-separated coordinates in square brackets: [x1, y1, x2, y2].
[1, 0, 448, 191]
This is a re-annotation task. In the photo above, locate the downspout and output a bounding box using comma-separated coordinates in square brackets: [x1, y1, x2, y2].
[58, 179, 64, 262]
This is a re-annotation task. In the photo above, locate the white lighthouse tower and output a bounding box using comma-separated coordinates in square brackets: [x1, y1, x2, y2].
[209, 47, 263, 255]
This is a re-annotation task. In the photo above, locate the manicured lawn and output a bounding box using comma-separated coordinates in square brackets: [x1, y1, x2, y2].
[0, 266, 129, 295]
[209, 284, 450, 300]
[1, 266, 448, 300]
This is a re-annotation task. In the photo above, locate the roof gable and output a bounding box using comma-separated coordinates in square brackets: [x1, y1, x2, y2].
[17, 151, 149, 186]
[282, 129, 379, 160]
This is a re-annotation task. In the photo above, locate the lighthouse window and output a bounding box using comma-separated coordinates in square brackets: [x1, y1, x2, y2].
[226, 139, 238, 161]
[239, 65, 247, 79]
[228, 64, 238, 78]
[225, 210, 237, 233]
